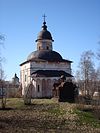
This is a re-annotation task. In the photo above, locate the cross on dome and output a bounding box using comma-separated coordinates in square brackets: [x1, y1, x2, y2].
[42, 14, 47, 22]
[42, 14, 47, 30]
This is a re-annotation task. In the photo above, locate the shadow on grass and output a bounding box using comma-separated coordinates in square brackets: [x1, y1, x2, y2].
[22, 103, 58, 112]
[0, 107, 13, 110]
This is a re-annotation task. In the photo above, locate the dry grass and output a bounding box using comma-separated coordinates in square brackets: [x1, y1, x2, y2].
[0, 98, 100, 133]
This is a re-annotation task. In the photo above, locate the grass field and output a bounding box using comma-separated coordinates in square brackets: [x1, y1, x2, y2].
[0, 98, 100, 133]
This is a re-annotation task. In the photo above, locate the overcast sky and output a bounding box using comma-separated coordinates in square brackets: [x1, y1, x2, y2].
[0, 0, 100, 80]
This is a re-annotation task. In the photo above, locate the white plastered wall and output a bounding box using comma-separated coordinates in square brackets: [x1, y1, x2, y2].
[20, 60, 72, 97]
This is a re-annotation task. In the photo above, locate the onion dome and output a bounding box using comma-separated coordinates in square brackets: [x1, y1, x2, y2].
[36, 21, 54, 42]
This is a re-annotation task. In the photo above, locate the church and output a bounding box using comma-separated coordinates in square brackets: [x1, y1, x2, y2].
[20, 17, 73, 98]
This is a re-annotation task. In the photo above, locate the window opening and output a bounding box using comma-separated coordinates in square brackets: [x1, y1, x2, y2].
[47, 46, 49, 50]
[25, 75, 27, 82]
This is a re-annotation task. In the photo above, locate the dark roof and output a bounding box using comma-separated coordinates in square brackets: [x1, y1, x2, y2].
[27, 50, 72, 63]
[20, 21, 73, 66]
[36, 30, 54, 42]
[36, 21, 54, 42]
[27, 50, 62, 61]
[20, 57, 72, 66]
[31, 70, 73, 77]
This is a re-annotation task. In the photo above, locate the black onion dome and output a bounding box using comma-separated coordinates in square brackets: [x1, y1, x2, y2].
[36, 30, 53, 41]
[36, 21, 54, 42]
[27, 50, 63, 62]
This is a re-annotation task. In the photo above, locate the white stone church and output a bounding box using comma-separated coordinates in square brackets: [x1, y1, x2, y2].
[20, 18, 73, 98]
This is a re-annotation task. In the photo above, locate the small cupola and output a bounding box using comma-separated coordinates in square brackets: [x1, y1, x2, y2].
[12, 73, 19, 85]
[36, 15, 54, 51]
[36, 15, 54, 42]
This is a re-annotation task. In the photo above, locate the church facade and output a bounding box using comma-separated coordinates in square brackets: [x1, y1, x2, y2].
[20, 18, 73, 98]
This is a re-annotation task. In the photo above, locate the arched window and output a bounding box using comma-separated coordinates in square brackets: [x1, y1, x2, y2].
[39, 46, 40, 50]
[47, 46, 49, 50]
[25, 75, 27, 82]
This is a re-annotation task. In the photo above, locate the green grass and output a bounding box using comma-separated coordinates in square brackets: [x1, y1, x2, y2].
[0, 98, 100, 132]
[74, 109, 100, 128]
[6, 98, 25, 109]
[47, 106, 66, 116]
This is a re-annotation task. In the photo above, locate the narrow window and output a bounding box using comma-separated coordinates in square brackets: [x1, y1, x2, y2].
[25, 75, 27, 82]
[47, 46, 49, 50]
[39, 46, 40, 50]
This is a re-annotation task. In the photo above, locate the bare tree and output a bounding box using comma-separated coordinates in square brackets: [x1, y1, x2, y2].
[0, 34, 5, 46]
[97, 40, 100, 59]
[76, 50, 96, 96]
[0, 74, 6, 109]
[0, 34, 6, 109]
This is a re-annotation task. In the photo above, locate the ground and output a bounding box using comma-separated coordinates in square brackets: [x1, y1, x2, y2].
[0, 98, 100, 133]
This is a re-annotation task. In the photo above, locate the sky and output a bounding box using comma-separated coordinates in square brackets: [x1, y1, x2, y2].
[0, 0, 100, 80]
